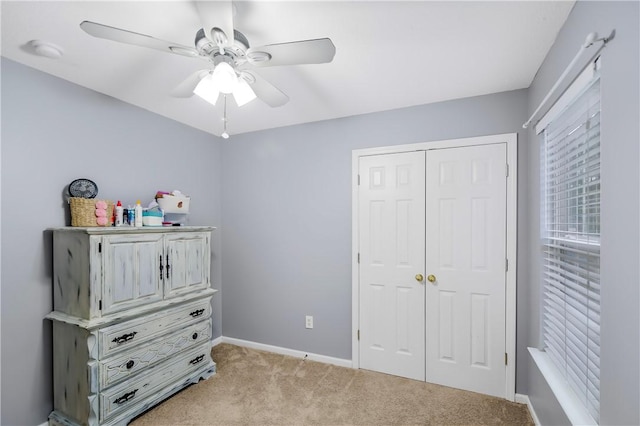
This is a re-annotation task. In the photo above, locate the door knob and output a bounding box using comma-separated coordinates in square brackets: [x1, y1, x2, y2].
[427, 274, 436, 283]
[415, 274, 424, 282]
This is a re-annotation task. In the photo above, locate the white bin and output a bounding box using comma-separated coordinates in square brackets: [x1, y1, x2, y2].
[157, 195, 190, 214]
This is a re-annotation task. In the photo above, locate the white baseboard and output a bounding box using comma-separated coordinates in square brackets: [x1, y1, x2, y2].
[210, 336, 223, 347]
[516, 393, 541, 426]
[219, 336, 353, 368]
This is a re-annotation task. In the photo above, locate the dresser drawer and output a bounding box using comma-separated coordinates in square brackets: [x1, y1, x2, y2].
[99, 298, 211, 358]
[100, 318, 211, 389]
[100, 342, 212, 422]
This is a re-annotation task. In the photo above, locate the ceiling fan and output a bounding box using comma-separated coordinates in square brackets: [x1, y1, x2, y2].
[79, 1, 336, 110]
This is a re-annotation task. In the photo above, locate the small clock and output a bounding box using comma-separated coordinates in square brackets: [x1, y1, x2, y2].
[68, 178, 98, 199]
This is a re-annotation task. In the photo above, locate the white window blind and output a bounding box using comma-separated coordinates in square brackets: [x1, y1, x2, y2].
[541, 73, 601, 423]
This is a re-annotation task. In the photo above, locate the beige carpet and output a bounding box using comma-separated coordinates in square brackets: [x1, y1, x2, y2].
[131, 343, 533, 425]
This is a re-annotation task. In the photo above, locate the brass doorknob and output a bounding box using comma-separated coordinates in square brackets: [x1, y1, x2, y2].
[427, 274, 436, 283]
[415, 274, 424, 282]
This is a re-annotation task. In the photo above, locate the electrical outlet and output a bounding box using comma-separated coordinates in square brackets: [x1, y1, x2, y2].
[305, 315, 313, 329]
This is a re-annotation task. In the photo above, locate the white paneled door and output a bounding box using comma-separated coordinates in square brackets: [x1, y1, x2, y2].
[425, 143, 507, 398]
[358, 143, 507, 398]
[359, 151, 426, 380]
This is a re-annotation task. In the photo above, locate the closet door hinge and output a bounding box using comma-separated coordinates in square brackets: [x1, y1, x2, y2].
[505, 353, 508, 365]
[505, 258, 509, 272]
[357, 175, 361, 185]
[506, 163, 509, 177]
[357, 330, 360, 341]
[357, 253, 360, 264]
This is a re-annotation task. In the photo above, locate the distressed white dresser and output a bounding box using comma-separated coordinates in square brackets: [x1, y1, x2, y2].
[46, 226, 217, 426]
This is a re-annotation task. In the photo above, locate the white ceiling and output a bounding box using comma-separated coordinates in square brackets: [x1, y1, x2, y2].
[1, 1, 574, 137]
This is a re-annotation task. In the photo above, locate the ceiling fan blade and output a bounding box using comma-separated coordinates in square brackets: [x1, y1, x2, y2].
[194, 1, 234, 48]
[245, 72, 289, 107]
[80, 21, 198, 57]
[171, 69, 210, 98]
[247, 38, 336, 68]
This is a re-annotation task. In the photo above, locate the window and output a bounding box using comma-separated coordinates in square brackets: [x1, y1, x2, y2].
[540, 69, 601, 423]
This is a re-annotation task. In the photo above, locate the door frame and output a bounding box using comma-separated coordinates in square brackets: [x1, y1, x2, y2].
[351, 133, 518, 401]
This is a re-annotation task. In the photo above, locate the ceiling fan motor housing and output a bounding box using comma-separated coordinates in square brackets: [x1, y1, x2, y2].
[195, 28, 249, 63]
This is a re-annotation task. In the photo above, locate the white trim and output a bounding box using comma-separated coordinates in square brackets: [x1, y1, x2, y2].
[222, 336, 353, 368]
[351, 133, 518, 401]
[211, 335, 223, 347]
[38, 422, 48, 426]
[351, 151, 360, 369]
[353, 133, 514, 158]
[516, 393, 541, 426]
[505, 133, 518, 402]
[528, 347, 597, 426]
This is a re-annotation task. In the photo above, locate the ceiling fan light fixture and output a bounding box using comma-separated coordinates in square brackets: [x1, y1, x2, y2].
[213, 62, 238, 94]
[233, 79, 257, 107]
[193, 73, 220, 105]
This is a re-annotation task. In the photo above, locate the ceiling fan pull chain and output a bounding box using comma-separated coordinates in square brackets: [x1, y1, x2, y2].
[221, 95, 230, 139]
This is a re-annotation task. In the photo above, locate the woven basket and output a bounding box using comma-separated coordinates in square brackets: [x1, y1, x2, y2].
[69, 197, 113, 227]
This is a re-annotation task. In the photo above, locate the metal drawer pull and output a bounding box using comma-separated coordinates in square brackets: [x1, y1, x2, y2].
[126, 360, 135, 369]
[114, 389, 138, 405]
[189, 309, 205, 318]
[189, 354, 205, 365]
[192, 333, 198, 340]
[166, 254, 170, 279]
[159, 255, 164, 280]
[112, 332, 137, 344]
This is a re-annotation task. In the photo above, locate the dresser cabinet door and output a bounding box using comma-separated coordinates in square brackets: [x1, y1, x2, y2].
[102, 234, 164, 314]
[163, 232, 210, 299]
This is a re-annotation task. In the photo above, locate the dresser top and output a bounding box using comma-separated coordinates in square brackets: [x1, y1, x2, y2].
[49, 226, 216, 234]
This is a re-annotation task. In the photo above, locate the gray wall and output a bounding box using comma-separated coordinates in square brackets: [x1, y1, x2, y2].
[4, 2, 637, 423]
[524, 1, 639, 425]
[0, 58, 223, 425]
[221, 89, 529, 367]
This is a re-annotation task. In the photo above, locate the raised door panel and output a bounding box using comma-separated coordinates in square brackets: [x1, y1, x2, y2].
[164, 233, 210, 299]
[425, 143, 507, 398]
[102, 234, 164, 315]
[359, 152, 426, 381]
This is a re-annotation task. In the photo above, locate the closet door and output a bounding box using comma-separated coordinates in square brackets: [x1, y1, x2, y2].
[358, 151, 426, 381]
[425, 143, 507, 398]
